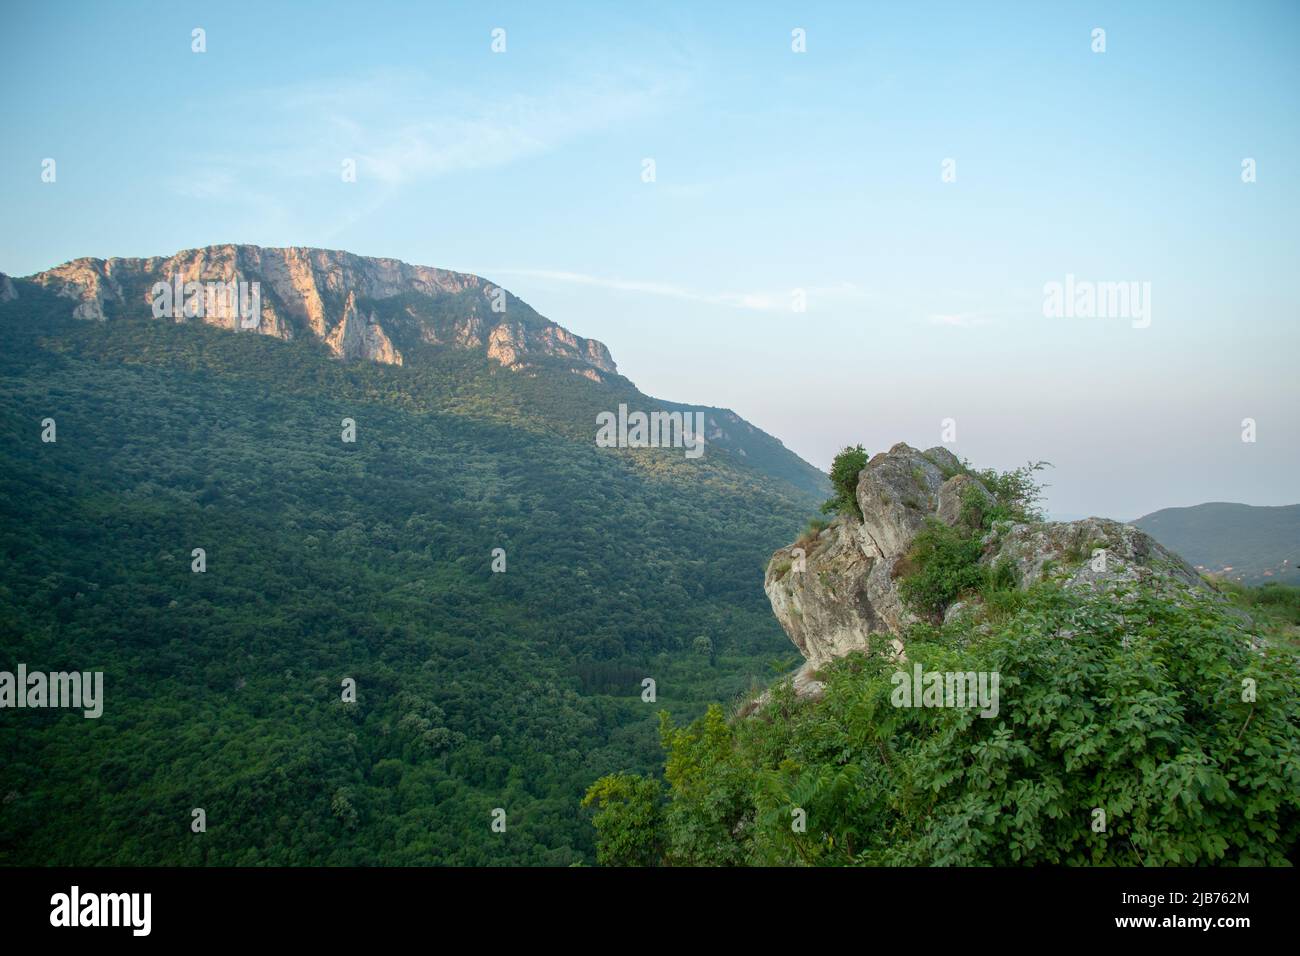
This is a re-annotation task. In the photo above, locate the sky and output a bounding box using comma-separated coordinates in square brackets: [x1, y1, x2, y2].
[2, 0, 1297, 519]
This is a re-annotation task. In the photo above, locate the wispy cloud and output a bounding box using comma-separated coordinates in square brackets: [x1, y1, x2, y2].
[159, 65, 688, 244]
[490, 269, 872, 313]
[169, 67, 683, 194]
[927, 310, 996, 328]
[166, 168, 238, 200]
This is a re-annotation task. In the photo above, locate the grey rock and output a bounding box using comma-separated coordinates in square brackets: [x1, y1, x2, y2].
[988, 516, 1203, 593]
[920, 445, 962, 474]
[943, 598, 982, 625]
[764, 520, 896, 667]
[937, 473, 994, 528]
[761, 444, 1210, 706]
[854, 442, 950, 559]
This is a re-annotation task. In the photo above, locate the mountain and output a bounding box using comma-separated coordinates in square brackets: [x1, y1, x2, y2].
[12, 245, 616, 376]
[0, 245, 826, 500]
[0, 246, 827, 865]
[1132, 502, 1300, 585]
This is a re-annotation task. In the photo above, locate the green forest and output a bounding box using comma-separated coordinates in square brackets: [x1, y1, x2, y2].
[587, 583, 1300, 865]
[584, 447, 1300, 866]
[3, 296, 1297, 869]
[0, 299, 823, 865]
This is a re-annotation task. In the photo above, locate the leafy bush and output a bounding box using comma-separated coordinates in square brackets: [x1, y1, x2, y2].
[794, 517, 831, 551]
[1219, 580, 1300, 650]
[820, 445, 869, 518]
[897, 519, 986, 618]
[1242, 581, 1300, 618]
[965, 459, 1051, 525]
[587, 585, 1300, 866]
[805, 517, 830, 537]
[899, 460, 1050, 619]
[582, 774, 663, 866]
[984, 556, 1020, 594]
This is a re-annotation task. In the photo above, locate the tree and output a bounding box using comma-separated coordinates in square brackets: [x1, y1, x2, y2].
[606, 585, 1300, 866]
[821, 445, 869, 518]
[582, 774, 663, 866]
[693, 634, 715, 666]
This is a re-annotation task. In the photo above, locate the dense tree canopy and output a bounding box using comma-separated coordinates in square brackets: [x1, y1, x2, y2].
[0, 305, 821, 865]
[587, 583, 1300, 866]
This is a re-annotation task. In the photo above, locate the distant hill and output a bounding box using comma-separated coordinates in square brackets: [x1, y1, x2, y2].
[1132, 502, 1300, 584]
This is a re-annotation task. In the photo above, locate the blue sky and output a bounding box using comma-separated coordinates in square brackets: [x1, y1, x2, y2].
[2, 1, 1297, 518]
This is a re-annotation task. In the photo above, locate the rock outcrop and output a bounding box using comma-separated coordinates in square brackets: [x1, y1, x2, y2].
[14, 245, 617, 379]
[990, 516, 1202, 594]
[763, 442, 1204, 701]
[325, 291, 403, 365]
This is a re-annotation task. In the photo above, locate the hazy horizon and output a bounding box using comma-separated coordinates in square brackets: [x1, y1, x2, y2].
[3, 0, 1297, 520]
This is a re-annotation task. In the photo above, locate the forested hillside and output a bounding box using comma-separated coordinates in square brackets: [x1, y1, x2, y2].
[0, 293, 825, 865]
[1134, 502, 1300, 585]
[582, 446, 1300, 866]
[586, 585, 1300, 866]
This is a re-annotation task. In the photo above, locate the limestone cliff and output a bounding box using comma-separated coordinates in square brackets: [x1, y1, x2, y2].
[17, 245, 617, 379]
[762, 442, 1204, 701]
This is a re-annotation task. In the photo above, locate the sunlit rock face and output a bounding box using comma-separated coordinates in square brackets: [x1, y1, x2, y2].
[23, 245, 617, 378]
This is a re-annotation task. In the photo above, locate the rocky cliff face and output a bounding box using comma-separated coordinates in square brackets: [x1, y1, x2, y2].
[762, 442, 1204, 701]
[17, 245, 617, 379]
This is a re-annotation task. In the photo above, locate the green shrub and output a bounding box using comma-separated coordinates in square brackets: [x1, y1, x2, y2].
[794, 517, 832, 551]
[1254, 582, 1300, 612]
[897, 519, 986, 618]
[582, 773, 664, 867]
[898, 460, 1050, 619]
[595, 585, 1300, 866]
[1223, 581, 1300, 648]
[821, 445, 869, 518]
[969, 459, 1051, 524]
[951, 461, 1049, 529]
[957, 483, 995, 529]
[983, 556, 1020, 595]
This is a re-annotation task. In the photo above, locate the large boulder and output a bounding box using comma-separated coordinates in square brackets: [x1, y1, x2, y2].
[937, 473, 994, 528]
[988, 516, 1202, 593]
[854, 443, 954, 559]
[764, 519, 895, 667]
[762, 443, 1207, 701]
[766, 443, 981, 670]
